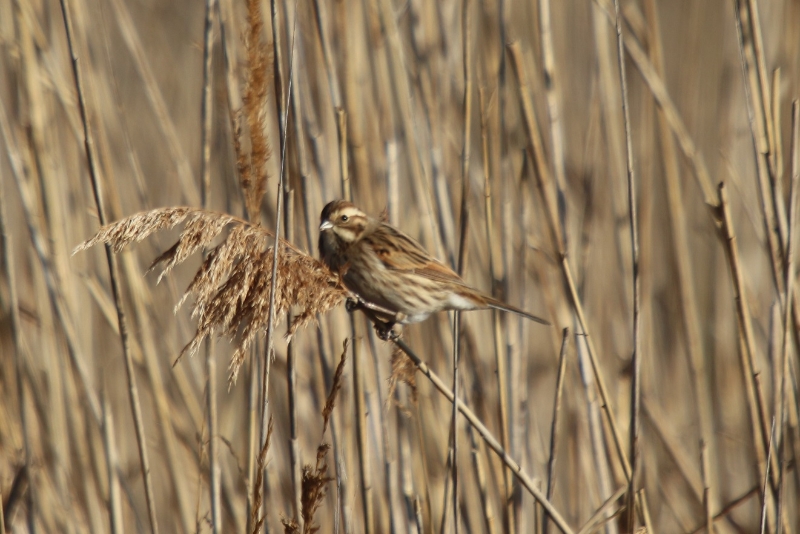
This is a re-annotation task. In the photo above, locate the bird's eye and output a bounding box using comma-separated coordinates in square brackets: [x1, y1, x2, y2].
[340, 215, 349, 222]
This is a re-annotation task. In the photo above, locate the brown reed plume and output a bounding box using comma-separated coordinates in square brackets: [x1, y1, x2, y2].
[74, 207, 347, 385]
[231, 0, 274, 221]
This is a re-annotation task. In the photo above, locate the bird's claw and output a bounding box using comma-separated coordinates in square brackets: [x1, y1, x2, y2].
[345, 297, 360, 312]
[374, 321, 399, 341]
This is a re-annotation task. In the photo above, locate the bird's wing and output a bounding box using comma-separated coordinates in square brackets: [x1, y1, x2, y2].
[365, 224, 468, 286]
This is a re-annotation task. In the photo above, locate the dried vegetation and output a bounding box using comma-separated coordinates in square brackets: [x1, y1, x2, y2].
[2, 0, 800, 533]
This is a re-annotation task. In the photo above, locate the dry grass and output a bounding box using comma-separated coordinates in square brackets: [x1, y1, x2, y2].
[2, 0, 800, 533]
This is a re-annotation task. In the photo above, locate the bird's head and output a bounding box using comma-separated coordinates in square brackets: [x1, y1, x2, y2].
[319, 200, 369, 244]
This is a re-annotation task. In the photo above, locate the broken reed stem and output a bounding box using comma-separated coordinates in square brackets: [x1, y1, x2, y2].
[58, 1, 159, 532]
[544, 329, 569, 534]
[199, 0, 220, 532]
[391, 338, 575, 534]
[611, 0, 642, 527]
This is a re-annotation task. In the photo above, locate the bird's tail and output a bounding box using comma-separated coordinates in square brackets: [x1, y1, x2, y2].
[484, 297, 551, 326]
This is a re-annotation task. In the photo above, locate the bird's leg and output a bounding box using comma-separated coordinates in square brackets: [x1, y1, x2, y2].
[343, 294, 401, 341]
[373, 320, 399, 341]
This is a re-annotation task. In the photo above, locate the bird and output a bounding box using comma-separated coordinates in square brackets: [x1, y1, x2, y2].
[318, 199, 550, 336]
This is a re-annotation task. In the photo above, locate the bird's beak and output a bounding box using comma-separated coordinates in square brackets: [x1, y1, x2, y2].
[319, 221, 333, 231]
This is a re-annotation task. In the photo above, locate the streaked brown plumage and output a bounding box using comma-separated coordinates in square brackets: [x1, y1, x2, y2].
[318, 200, 550, 328]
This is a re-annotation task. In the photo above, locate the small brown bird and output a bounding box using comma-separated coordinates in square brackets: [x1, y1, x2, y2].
[318, 200, 550, 332]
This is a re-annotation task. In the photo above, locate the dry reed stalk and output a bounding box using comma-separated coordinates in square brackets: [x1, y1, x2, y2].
[282, 339, 347, 534]
[717, 182, 774, 514]
[392, 338, 575, 534]
[0, 106, 35, 534]
[468, 422, 498, 534]
[776, 100, 800, 530]
[610, 0, 644, 528]
[574, 485, 626, 534]
[593, 0, 717, 205]
[107, 0, 198, 207]
[363, 325, 401, 533]
[374, 0, 443, 259]
[477, 86, 516, 534]
[733, 2, 799, 530]
[732, 0, 784, 294]
[448, 2, 473, 530]
[684, 487, 759, 534]
[544, 329, 569, 534]
[300, 181, 351, 534]
[251, 415, 274, 534]
[88, 18, 198, 523]
[701, 442, 713, 534]
[770, 70, 788, 250]
[285, 189, 304, 531]
[538, 0, 567, 205]
[337, 98, 375, 534]
[102, 392, 123, 534]
[510, 40, 632, 489]
[759, 419, 776, 534]
[199, 0, 221, 531]
[59, 0, 160, 531]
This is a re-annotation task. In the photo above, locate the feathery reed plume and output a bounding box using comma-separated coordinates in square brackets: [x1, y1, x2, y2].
[388, 344, 418, 407]
[321, 340, 348, 436]
[238, 0, 274, 220]
[74, 208, 347, 385]
[299, 445, 334, 533]
[282, 519, 300, 534]
[250, 415, 274, 534]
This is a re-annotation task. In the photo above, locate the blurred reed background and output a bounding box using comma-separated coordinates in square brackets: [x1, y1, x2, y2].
[2, 0, 800, 532]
